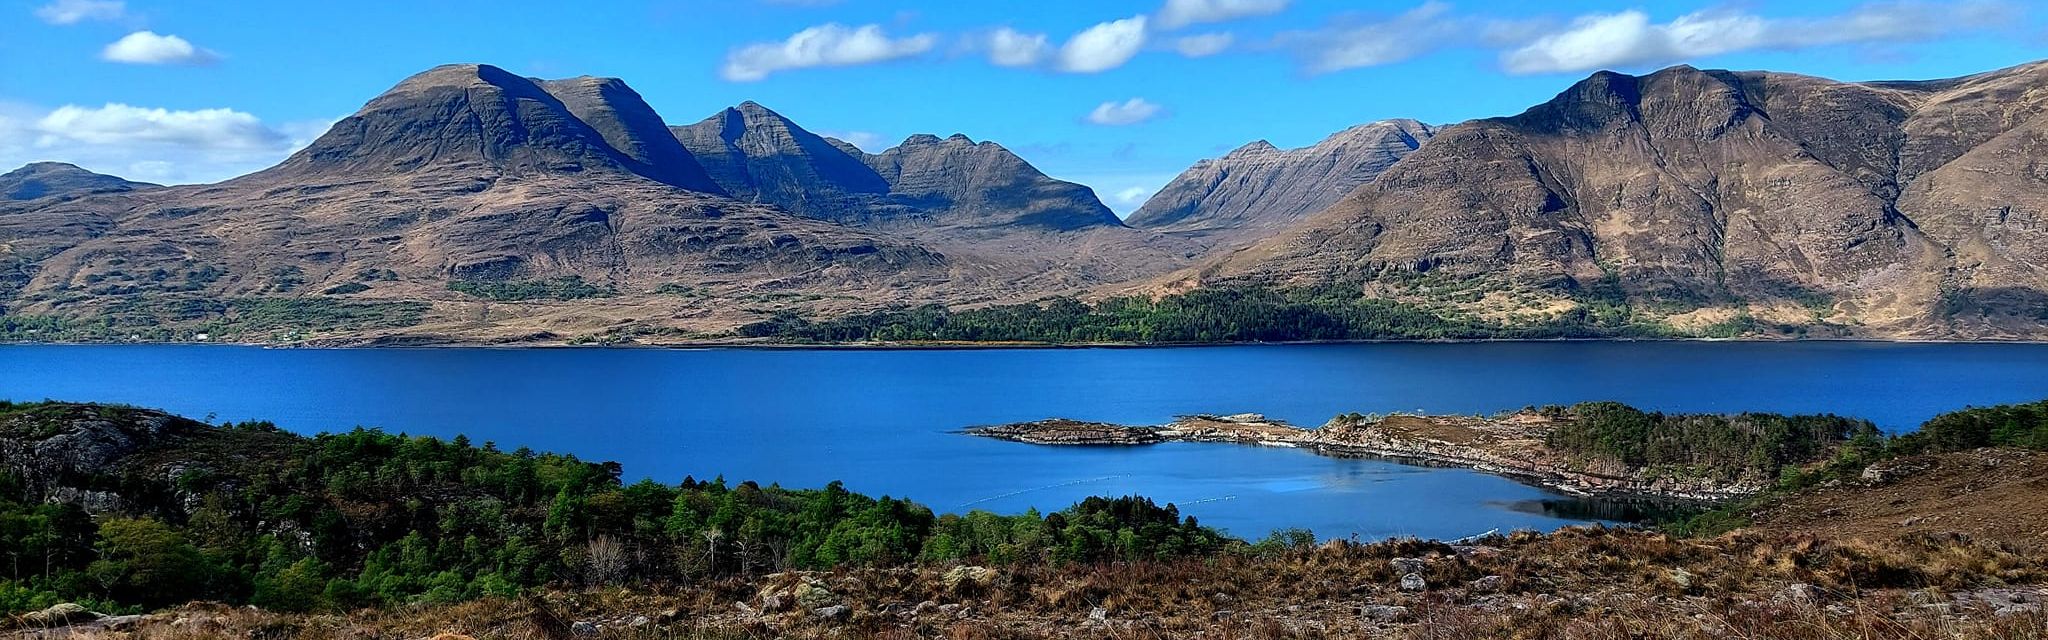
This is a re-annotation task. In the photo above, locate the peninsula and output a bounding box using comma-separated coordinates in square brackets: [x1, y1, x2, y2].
[967, 403, 1879, 501]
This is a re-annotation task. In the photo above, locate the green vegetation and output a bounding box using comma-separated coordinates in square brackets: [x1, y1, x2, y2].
[1544, 402, 1879, 482]
[5, 396, 2045, 615]
[740, 285, 1674, 344]
[449, 277, 615, 301]
[0, 402, 1225, 615]
[321, 282, 371, 295]
[0, 297, 427, 343]
[1895, 399, 2048, 453]
[1660, 399, 2048, 537]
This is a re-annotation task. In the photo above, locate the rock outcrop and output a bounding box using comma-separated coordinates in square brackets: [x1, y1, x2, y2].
[1127, 119, 1433, 237]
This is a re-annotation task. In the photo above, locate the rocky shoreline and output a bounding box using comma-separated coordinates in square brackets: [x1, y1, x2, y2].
[965, 412, 1768, 502]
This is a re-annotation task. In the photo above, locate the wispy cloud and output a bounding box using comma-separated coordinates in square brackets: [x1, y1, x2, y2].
[101, 31, 221, 65]
[721, 23, 936, 82]
[1502, 1, 2018, 74]
[820, 130, 888, 152]
[1275, 2, 1479, 74]
[1086, 98, 1164, 126]
[1155, 0, 1290, 30]
[1173, 33, 1235, 57]
[1057, 15, 1150, 73]
[34, 0, 124, 24]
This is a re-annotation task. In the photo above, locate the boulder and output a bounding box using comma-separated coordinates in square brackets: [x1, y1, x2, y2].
[811, 605, 850, 621]
[942, 565, 999, 591]
[794, 579, 837, 609]
[1399, 573, 1427, 592]
[21, 603, 102, 627]
[1389, 557, 1426, 575]
[1361, 604, 1409, 622]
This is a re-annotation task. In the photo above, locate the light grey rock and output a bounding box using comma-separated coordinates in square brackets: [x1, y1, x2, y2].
[21, 603, 101, 627]
[1390, 557, 1427, 575]
[1361, 604, 1409, 622]
[1400, 573, 1427, 592]
[812, 604, 851, 620]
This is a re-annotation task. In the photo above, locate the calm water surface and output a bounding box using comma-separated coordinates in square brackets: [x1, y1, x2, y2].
[4, 341, 2046, 540]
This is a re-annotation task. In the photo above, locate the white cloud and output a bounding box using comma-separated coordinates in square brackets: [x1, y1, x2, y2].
[986, 27, 1051, 67]
[101, 31, 221, 65]
[35, 0, 124, 24]
[821, 130, 887, 153]
[37, 104, 283, 149]
[1111, 186, 1155, 207]
[1503, 1, 2016, 74]
[721, 23, 937, 82]
[1086, 98, 1164, 126]
[1278, 2, 1471, 74]
[1156, 0, 1289, 30]
[0, 101, 323, 184]
[1058, 16, 1149, 73]
[1174, 32, 1234, 57]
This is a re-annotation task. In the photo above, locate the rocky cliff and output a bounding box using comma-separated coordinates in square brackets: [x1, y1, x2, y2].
[1201, 62, 2048, 339]
[1127, 119, 1433, 237]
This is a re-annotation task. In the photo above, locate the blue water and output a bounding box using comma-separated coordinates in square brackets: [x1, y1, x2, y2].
[3, 341, 2046, 540]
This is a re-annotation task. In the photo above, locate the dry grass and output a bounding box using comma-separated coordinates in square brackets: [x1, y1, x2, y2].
[22, 527, 2045, 640]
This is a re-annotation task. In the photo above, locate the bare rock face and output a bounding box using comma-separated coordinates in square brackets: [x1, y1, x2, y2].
[1127, 119, 1433, 236]
[670, 101, 892, 221]
[1, 162, 155, 201]
[672, 103, 1121, 231]
[1206, 62, 2048, 339]
[536, 76, 724, 193]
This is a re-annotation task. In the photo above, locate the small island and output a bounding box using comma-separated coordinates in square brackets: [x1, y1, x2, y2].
[967, 404, 1881, 501]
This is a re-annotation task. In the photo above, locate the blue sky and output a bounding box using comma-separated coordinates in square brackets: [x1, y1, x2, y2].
[3, 0, 2044, 214]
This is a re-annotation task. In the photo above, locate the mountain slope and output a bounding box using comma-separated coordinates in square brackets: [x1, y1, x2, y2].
[0, 64, 958, 342]
[1200, 63, 2048, 339]
[537, 76, 724, 193]
[1127, 119, 1433, 236]
[0, 162, 155, 201]
[670, 101, 891, 221]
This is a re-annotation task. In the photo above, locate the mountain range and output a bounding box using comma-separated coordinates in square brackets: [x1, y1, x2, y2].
[3, 60, 2045, 343]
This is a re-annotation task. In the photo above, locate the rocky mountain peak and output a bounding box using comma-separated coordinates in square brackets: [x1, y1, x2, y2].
[264, 63, 647, 182]
[536, 75, 723, 193]
[1221, 140, 1280, 159]
[671, 101, 893, 220]
[1, 162, 154, 201]
[1125, 118, 1436, 235]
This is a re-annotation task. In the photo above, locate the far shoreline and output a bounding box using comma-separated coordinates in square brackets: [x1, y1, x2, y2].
[7, 335, 2048, 351]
